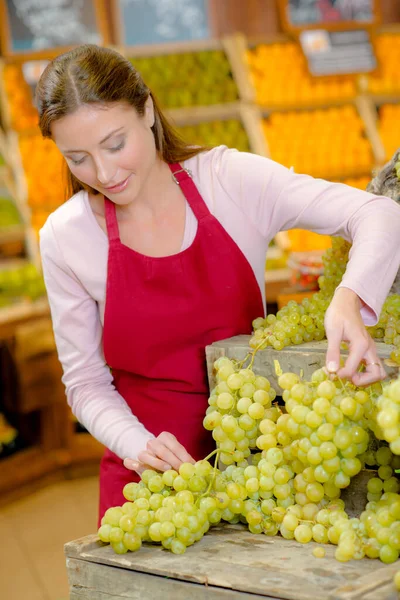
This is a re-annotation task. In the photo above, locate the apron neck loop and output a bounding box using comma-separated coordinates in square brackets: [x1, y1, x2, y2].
[104, 197, 120, 243]
[169, 163, 210, 221]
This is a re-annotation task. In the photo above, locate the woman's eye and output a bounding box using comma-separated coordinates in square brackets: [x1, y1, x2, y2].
[109, 142, 124, 153]
[70, 157, 85, 166]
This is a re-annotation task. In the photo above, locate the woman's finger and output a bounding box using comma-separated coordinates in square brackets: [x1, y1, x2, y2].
[352, 357, 386, 386]
[337, 335, 370, 380]
[325, 323, 343, 374]
[137, 450, 172, 472]
[123, 458, 147, 475]
[146, 438, 182, 471]
[157, 432, 195, 464]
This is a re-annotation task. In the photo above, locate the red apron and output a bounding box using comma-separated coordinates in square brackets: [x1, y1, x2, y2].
[99, 163, 264, 519]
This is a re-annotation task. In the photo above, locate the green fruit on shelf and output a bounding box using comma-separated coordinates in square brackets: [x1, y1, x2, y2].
[0, 262, 46, 305]
[0, 197, 21, 227]
[177, 119, 250, 152]
[129, 50, 238, 108]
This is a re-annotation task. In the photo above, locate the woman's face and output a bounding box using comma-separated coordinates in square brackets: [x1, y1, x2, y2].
[52, 100, 157, 204]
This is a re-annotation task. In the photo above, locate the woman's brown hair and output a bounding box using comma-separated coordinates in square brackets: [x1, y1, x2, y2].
[35, 44, 206, 198]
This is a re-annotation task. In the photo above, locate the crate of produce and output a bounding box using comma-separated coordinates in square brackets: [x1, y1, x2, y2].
[260, 104, 374, 180]
[124, 40, 239, 110]
[377, 104, 400, 161]
[64, 330, 400, 599]
[205, 336, 398, 392]
[244, 36, 357, 110]
[65, 525, 400, 600]
[365, 31, 400, 96]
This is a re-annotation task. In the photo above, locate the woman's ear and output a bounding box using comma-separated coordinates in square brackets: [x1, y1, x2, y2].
[144, 95, 155, 128]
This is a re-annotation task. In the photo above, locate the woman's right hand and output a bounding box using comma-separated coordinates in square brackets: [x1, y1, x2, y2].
[123, 431, 195, 475]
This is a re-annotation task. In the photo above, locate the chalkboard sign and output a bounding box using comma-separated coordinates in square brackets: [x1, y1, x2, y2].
[279, 0, 380, 33]
[0, 0, 109, 57]
[115, 0, 210, 47]
[299, 28, 377, 76]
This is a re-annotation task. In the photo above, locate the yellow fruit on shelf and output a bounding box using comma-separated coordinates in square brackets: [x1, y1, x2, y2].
[366, 34, 400, 95]
[246, 42, 356, 108]
[378, 104, 400, 161]
[263, 105, 373, 179]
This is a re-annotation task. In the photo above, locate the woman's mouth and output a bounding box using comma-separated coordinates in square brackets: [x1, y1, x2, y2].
[104, 175, 131, 194]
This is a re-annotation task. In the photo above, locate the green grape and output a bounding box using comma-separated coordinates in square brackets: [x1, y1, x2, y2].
[171, 539, 187, 554]
[98, 524, 112, 542]
[103, 507, 124, 527]
[111, 541, 128, 554]
[294, 524, 313, 543]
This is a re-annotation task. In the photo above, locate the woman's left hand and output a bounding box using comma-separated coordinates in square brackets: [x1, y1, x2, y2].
[324, 287, 386, 386]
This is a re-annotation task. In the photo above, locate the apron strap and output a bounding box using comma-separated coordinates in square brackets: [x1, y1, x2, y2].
[104, 197, 120, 243]
[169, 163, 210, 221]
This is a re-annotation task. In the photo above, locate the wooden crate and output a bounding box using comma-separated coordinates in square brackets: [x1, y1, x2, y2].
[65, 525, 400, 600]
[205, 336, 399, 393]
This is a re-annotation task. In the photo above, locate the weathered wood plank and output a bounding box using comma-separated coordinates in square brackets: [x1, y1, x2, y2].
[65, 526, 400, 600]
[205, 336, 398, 392]
[67, 556, 272, 600]
[330, 562, 400, 600]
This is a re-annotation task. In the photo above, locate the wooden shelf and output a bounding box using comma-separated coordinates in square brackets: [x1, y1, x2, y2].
[122, 37, 224, 58]
[69, 434, 104, 465]
[0, 224, 25, 244]
[369, 93, 400, 106]
[166, 102, 242, 126]
[0, 297, 49, 339]
[259, 98, 356, 114]
[0, 434, 103, 507]
[0, 446, 69, 498]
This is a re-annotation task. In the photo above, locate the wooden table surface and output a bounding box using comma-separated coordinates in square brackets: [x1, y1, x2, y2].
[65, 525, 400, 600]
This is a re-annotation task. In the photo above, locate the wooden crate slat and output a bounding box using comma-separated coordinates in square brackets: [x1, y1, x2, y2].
[67, 555, 274, 600]
[65, 527, 400, 600]
[166, 102, 241, 126]
[355, 94, 387, 166]
[239, 103, 270, 157]
[123, 38, 223, 58]
[206, 336, 398, 391]
[222, 33, 255, 104]
[260, 98, 357, 114]
[0, 59, 12, 131]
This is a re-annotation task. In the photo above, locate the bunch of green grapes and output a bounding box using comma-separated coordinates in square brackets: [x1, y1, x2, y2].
[376, 377, 400, 454]
[254, 236, 400, 366]
[98, 458, 220, 555]
[204, 357, 276, 466]
[251, 237, 349, 351]
[99, 356, 400, 566]
[369, 294, 400, 364]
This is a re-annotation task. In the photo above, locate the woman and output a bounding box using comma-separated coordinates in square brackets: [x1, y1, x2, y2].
[37, 45, 399, 519]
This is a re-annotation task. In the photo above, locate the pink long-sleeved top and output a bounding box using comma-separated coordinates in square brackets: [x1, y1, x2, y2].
[39, 146, 400, 460]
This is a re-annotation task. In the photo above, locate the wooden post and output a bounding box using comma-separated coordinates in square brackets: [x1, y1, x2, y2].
[239, 103, 270, 157]
[355, 94, 387, 166]
[222, 33, 255, 104]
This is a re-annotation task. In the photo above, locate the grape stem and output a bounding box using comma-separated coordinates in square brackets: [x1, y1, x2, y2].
[198, 449, 222, 503]
[203, 448, 222, 463]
